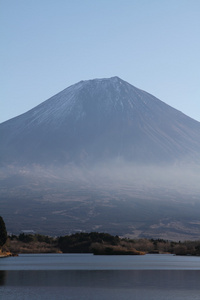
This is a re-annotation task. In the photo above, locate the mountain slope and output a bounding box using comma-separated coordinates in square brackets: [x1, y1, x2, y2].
[1, 77, 200, 239]
[1, 76, 200, 165]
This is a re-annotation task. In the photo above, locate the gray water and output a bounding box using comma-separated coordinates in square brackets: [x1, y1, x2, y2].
[0, 254, 200, 299]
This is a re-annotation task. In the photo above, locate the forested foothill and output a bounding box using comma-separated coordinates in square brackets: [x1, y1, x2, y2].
[0, 215, 9, 257]
[4, 231, 200, 256]
[0, 216, 7, 247]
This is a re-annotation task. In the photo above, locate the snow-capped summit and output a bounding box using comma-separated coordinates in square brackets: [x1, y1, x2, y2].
[1, 77, 200, 165]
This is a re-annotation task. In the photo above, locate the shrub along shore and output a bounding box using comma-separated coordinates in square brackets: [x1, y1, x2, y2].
[1, 232, 200, 256]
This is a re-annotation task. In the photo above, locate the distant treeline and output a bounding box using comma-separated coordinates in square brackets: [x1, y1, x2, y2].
[6, 232, 200, 256]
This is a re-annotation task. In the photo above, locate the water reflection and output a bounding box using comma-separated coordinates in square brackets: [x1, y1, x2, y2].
[1, 270, 200, 290]
[0, 271, 6, 286]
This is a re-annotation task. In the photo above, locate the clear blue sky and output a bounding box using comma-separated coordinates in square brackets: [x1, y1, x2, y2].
[1, 0, 200, 123]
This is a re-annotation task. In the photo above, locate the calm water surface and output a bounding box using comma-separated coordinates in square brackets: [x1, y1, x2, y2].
[0, 254, 200, 299]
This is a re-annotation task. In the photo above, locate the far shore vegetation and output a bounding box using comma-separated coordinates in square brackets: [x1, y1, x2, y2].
[1, 216, 200, 256]
[1, 232, 200, 256]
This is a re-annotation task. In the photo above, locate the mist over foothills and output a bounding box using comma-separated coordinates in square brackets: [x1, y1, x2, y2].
[1, 77, 200, 239]
[2, 159, 200, 198]
[1, 158, 200, 240]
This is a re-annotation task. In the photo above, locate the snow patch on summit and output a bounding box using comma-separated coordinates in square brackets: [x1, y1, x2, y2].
[26, 76, 160, 127]
[28, 81, 85, 126]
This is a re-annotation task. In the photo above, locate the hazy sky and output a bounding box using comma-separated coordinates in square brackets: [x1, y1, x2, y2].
[1, 0, 200, 123]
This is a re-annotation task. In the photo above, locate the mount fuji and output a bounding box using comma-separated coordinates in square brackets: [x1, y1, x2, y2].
[1, 76, 200, 165]
[1, 77, 200, 239]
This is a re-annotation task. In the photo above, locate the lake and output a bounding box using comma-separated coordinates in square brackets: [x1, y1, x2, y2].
[0, 254, 200, 299]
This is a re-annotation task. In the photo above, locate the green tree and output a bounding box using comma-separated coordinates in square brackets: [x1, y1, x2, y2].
[0, 216, 7, 247]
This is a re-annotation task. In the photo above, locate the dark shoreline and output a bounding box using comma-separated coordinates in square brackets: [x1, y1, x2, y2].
[2, 232, 199, 257]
